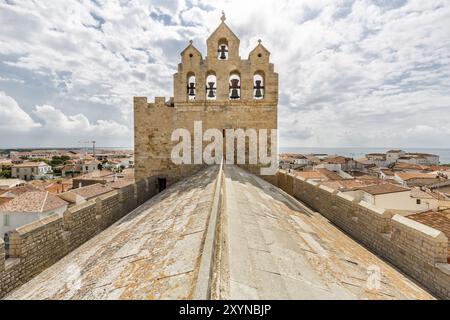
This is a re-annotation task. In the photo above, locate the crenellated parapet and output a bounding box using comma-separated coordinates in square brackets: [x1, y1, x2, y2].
[0, 175, 162, 299]
[263, 169, 450, 299]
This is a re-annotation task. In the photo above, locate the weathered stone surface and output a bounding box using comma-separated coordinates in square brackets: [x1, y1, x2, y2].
[0, 175, 159, 299]
[4, 166, 219, 300]
[216, 165, 434, 300]
[2, 166, 447, 300]
[267, 170, 450, 299]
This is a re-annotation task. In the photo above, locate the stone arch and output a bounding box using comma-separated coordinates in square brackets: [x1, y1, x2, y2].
[218, 38, 229, 60]
[206, 71, 217, 100]
[229, 71, 241, 100]
[253, 71, 265, 100]
[186, 72, 196, 101]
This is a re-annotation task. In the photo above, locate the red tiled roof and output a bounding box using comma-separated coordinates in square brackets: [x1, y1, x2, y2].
[108, 179, 134, 189]
[0, 191, 68, 213]
[407, 209, 450, 260]
[295, 171, 325, 180]
[324, 156, 350, 164]
[13, 162, 49, 168]
[316, 169, 343, 181]
[395, 172, 439, 181]
[71, 184, 113, 200]
[0, 185, 39, 197]
[76, 170, 115, 180]
[358, 183, 410, 195]
[393, 162, 425, 170]
[321, 179, 377, 191]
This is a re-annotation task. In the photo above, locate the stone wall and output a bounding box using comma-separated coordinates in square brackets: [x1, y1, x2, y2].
[269, 170, 450, 299]
[0, 177, 159, 299]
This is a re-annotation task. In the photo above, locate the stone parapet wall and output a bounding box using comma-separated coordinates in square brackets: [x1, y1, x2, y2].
[0, 177, 159, 299]
[268, 170, 450, 299]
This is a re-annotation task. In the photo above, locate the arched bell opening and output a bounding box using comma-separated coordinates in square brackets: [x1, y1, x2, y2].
[218, 38, 229, 60]
[206, 72, 217, 100]
[229, 72, 241, 100]
[253, 72, 265, 100]
[187, 73, 196, 101]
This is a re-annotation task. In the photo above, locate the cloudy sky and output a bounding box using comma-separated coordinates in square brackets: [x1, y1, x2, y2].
[0, 0, 449, 149]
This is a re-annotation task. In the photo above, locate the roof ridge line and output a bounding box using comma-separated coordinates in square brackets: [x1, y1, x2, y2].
[40, 191, 49, 213]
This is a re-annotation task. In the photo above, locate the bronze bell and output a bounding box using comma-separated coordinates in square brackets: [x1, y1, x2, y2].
[188, 82, 195, 96]
[230, 79, 240, 99]
[207, 82, 216, 98]
[254, 80, 263, 98]
[219, 45, 228, 60]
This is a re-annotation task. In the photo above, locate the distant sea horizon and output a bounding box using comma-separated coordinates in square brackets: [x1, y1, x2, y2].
[279, 147, 450, 164]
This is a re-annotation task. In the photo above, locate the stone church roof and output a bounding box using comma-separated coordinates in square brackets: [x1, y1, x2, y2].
[5, 166, 433, 300]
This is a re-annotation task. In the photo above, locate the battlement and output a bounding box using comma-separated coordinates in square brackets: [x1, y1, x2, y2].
[0, 176, 158, 299]
[133, 96, 175, 109]
[266, 170, 450, 299]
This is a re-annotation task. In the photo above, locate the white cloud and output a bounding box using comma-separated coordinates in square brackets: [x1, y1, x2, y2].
[0, 92, 129, 148]
[0, 0, 449, 148]
[32, 105, 129, 136]
[0, 91, 40, 131]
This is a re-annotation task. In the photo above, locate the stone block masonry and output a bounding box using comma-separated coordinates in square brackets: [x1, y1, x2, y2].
[267, 170, 450, 299]
[0, 176, 160, 299]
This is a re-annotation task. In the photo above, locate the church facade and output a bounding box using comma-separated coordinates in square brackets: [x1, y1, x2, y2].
[134, 14, 278, 185]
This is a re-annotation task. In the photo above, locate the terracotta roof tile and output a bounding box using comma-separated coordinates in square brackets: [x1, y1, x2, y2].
[316, 168, 343, 181]
[13, 162, 48, 168]
[108, 179, 134, 189]
[295, 171, 325, 180]
[358, 183, 410, 195]
[395, 172, 439, 181]
[0, 191, 67, 213]
[77, 170, 115, 179]
[407, 209, 450, 259]
[71, 184, 113, 200]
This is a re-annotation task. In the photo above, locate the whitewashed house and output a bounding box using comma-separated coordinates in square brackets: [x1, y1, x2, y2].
[398, 153, 440, 166]
[0, 191, 68, 236]
[386, 150, 405, 164]
[365, 153, 387, 167]
[344, 184, 438, 213]
[11, 162, 52, 181]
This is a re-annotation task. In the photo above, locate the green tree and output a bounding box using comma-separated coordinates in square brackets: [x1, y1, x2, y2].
[0, 169, 11, 178]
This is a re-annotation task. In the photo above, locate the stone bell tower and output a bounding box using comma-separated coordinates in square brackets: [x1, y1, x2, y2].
[134, 13, 278, 184]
